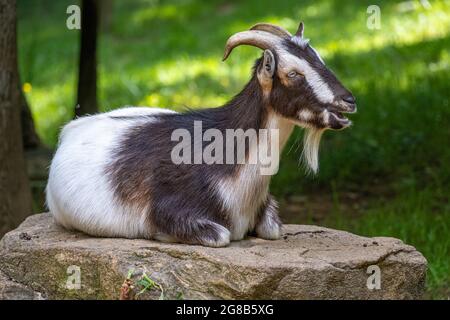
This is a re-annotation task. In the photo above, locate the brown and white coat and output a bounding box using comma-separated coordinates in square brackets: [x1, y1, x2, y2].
[46, 21, 356, 247]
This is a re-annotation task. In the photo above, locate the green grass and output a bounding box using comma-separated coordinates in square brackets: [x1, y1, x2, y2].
[17, 0, 450, 298]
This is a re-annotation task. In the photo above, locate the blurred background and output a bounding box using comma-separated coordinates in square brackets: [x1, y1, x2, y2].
[11, 0, 450, 298]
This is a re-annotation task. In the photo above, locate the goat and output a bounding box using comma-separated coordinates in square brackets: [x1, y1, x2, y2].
[46, 21, 356, 247]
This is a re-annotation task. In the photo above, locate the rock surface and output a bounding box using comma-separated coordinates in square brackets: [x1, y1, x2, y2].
[0, 213, 427, 300]
[0, 269, 44, 300]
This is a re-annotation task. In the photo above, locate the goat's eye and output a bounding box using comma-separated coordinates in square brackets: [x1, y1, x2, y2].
[288, 71, 304, 79]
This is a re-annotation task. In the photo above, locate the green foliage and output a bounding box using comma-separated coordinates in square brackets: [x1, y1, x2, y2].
[17, 0, 450, 298]
[134, 270, 165, 299]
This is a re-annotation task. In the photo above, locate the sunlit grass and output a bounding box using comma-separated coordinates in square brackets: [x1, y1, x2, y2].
[317, 0, 450, 56]
[18, 0, 450, 147]
[27, 81, 76, 144]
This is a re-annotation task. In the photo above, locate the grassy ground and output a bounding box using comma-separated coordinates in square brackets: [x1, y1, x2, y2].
[17, 0, 450, 298]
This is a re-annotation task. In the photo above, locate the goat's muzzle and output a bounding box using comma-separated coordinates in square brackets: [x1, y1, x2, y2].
[327, 100, 357, 130]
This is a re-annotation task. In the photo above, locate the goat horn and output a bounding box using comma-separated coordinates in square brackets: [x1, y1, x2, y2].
[294, 21, 304, 39]
[222, 30, 281, 61]
[250, 23, 292, 39]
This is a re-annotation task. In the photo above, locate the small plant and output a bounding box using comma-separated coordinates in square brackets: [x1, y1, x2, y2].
[119, 269, 136, 300]
[135, 271, 164, 300]
[176, 291, 184, 300]
[120, 269, 165, 300]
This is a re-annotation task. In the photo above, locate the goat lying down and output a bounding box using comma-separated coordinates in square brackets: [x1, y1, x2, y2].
[47, 22, 356, 247]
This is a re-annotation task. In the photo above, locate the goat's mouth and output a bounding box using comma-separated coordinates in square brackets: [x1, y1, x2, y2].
[327, 106, 355, 129]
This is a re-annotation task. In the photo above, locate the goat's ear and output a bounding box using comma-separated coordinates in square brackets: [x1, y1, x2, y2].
[257, 50, 275, 93]
[260, 49, 275, 79]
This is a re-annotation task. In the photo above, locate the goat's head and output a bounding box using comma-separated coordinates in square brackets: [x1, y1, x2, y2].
[223, 21, 357, 172]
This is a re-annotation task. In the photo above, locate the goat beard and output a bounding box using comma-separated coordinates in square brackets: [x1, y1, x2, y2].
[302, 127, 325, 174]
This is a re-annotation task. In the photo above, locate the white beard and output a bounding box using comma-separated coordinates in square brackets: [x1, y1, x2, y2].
[302, 127, 325, 174]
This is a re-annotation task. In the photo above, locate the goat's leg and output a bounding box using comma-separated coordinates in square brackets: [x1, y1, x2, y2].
[151, 205, 231, 247]
[253, 195, 282, 240]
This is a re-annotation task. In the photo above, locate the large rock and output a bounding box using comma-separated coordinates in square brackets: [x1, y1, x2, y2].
[0, 269, 44, 300]
[0, 213, 427, 300]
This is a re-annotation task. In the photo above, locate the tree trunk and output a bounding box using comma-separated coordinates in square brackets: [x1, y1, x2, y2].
[20, 86, 40, 149]
[0, 0, 33, 237]
[75, 0, 99, 117]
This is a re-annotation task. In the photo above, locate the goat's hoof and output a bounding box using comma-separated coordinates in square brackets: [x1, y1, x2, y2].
[255, 220, 282, 240]
[198, 221, 231, 247]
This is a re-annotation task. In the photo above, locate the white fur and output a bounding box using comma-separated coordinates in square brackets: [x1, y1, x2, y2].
[46, 107, 176, 238]
[322, 109, 330, 125]
[255, 199, 281, 240]
[255, 216, 281, 240]
[310, 46, 326, 65]
[199, 222, 231, 247]
[302, 127, 325, 174]
[215, 163, 269, 241]
[214, 112, 293, 240]
[278, 49, 334, 104]
[298, 109, 314, 121]
[290, 37, 309, 48]
[106, 106, 176, 117]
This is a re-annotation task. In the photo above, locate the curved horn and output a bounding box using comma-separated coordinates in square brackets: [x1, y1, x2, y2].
[222, 30, 281, 61]
[294, 21, 304, 39]
[250, 23, 292, 39]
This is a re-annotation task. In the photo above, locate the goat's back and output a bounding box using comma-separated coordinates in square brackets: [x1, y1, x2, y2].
[46, 107, 176, 238]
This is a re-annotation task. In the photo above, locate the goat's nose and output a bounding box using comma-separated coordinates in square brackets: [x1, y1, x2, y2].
[342, 94, 356, 104]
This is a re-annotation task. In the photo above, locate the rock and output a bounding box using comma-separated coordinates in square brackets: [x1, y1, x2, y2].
[0, 213, 427, 300]
[0, 269, 44, 300]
